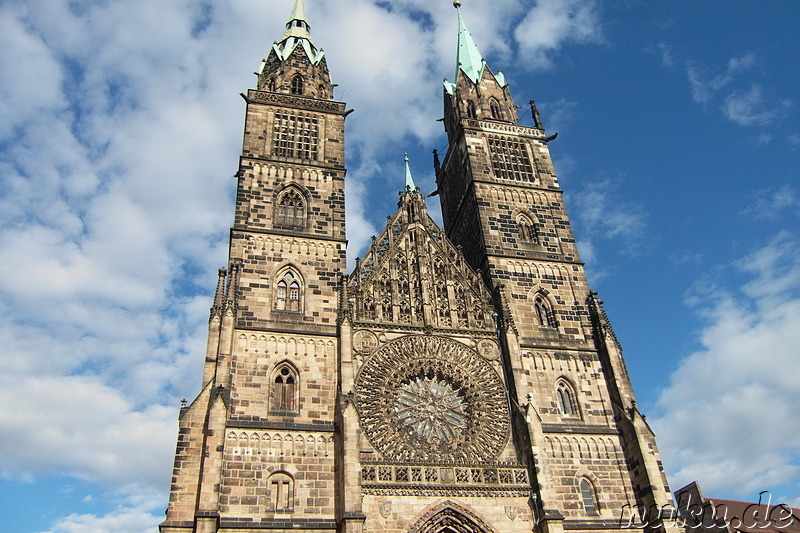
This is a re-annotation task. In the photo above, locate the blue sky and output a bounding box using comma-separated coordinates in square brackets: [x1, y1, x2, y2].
[0, 1, 798, 531]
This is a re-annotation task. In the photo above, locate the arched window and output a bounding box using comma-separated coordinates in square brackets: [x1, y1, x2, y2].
[517, 215, 538, 243]
[268, 77, 277, 92]
[271, 362, 299, 413]
[318, 84, 327, 99]
[557, 380, 577, 416]
[489, 98, 502, 120]
[268, 472, 294, 512]
[276, 269, 303, 312]
[534, 295, 556, 328]
[465, 100, 477, 119]
[290, 73, 304, 95]
[276, 188, 306, 228]
[580, 478, 599, 516]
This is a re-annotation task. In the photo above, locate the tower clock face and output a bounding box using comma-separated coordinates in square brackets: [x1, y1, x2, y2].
[355, 335, 509, 462]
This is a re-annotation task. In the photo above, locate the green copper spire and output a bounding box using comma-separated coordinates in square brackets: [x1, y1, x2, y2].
[404, 153, 416, 190]
[454, 1, 486, 85]
[445, 2, 496, 94]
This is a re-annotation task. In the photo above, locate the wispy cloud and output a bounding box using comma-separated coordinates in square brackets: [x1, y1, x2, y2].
[685, 52, 793, 130]
[657, 42, 675, 67]
[687, 52, 755, 105]
[723, 84, 792, 127]
[572, 178, 647, 249]
[744, 186, 800, 221]
[514, 0, 604, 69]
[652, 232, 800, 497]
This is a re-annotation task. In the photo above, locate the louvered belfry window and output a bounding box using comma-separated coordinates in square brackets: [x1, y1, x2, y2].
[488, 136, 535, 182]
[272, 112, 319, 160]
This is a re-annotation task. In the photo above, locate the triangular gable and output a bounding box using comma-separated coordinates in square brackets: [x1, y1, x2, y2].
[348, 192, 494, 331]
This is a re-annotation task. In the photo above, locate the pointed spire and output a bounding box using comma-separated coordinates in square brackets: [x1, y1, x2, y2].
[282, 0, 313, 43]
[267, 0, 324, 65]
[404, 153, 416, 191]
[454, 1, 486, 85]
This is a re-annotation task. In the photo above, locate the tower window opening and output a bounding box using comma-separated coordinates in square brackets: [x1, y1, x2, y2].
[272, 364, 298, 412]
[272, 112, 319, 160]
[268, 77, 277, 92]
[517, 215, 538, 244]
[488, 136, 535, 182]
[490, 98, 502, 120]
[465, 100, 477, 119]
[580, 478, 599, 516]
[276, 270, 303, 312]
[291, 73, 304, 95]
[534, 295, 556, 328]
[276, 188, 306, 228]
[557, 381, 576, 416]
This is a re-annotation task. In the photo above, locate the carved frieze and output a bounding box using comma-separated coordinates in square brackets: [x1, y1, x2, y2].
[248, 89, 346, 113]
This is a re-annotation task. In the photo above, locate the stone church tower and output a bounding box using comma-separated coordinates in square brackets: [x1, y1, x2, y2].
[160, 2, 677, 533]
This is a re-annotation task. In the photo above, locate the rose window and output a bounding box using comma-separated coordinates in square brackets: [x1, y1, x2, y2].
[355, 335, 509, 462]
[395, 376, 468, 444]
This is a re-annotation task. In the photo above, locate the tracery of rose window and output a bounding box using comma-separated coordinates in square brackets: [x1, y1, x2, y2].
[395, 376, 468, 445]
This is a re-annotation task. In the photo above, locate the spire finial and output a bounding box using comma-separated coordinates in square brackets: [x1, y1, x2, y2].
[453, 0, 462, 7]
[404, 153, 416, 191]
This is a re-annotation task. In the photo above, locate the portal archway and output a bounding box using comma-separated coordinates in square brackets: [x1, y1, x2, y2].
[407, 501, 496, 533]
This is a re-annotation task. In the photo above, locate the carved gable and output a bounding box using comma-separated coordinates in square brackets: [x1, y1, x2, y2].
[348, 190, 494, 331]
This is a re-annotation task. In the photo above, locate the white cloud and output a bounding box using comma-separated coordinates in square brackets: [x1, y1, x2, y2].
[514, 0, 603, 69]
[723, 84, 791, 127]
[685, 52, 793, 129]
[572, 178, 647, 250]
[658, 42, 675, 67]
[687, 52, 755, 105]
[652, 233, 800, 497]
[0, 375, 176, 487]
[744, 186, 800, 221]
[37, 489, 163, 533]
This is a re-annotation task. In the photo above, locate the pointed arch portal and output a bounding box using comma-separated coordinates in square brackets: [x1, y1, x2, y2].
[408, 502, 496, 533]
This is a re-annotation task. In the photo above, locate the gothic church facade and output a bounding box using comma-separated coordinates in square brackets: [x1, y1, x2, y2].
[160, 2, 676, 533]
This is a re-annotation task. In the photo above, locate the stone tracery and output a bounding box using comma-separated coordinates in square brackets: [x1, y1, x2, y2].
[348, 190, 494, 330]
[355, 335, 509, 462]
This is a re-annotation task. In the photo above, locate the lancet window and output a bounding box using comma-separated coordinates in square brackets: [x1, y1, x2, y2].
[534, 294, 556, 328]
[275, 269, 302, 312]
[275, 188, 306, 228]
[517, 214, 538, 244]
[465, 100, 477, 119]
[580, 478, 599, 516]
[271, 362, 299, 413]
[290, 73, 304, 95]
[489, 97, 502, 120]
[556, 380, 577, 417]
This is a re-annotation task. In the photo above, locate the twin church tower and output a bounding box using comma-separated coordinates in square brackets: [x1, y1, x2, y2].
[160, 2, 675, 533]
